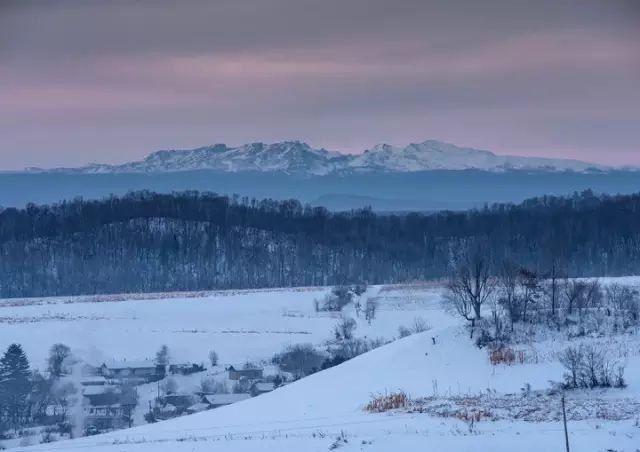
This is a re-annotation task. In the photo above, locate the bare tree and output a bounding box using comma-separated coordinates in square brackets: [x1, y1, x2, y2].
[558, 346, 583, 389]
[497, 261, 521, 329]
[545, 259, 565, 317]
[584, 279, 603, 312]
[567, 279, 602, 317]
[47, 343, 73, 378]
[446, 248, 495, 327]
[563, 279, 587, 315]
[606, 283, 634, 313]
[519, 268, 541, 322]
[365, 300, 377, 324]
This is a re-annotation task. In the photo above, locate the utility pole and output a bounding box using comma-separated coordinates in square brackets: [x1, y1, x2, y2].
[562, 394, 570, 452]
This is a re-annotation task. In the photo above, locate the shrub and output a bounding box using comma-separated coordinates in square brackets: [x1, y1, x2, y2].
[353, 284, 368, 296]
[412, 317, 430, 333]
[398, 326, 412, 338]
[558, 343, 626, 389]
[330, 337, 386, 361]
[321, 354, 349, 370]
[334, 318, 357, 341]
[40, 431, 53, 444]
[323, 337, 388, 371]
[317, 286, 354, 312]
[272, 344, 325, 376]
[475, 327, 494, 348]
[364, 300, 378, 323]
[365, 391, 409, 412]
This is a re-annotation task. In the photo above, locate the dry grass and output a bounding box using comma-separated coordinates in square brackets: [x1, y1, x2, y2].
[365, 391, 410, 412]
[489, 347, 526, 366]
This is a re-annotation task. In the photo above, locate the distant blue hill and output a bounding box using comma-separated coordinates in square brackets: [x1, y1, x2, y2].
[1, 169, 639, 211]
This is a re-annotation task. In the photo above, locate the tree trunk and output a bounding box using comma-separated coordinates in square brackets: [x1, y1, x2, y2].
[473, 302, 481, 320]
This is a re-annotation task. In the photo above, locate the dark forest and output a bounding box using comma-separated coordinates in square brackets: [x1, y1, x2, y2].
[1, 190, 639, 297]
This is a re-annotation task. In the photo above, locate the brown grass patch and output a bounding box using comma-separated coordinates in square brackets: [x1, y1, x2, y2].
[365, 391, 410, 412]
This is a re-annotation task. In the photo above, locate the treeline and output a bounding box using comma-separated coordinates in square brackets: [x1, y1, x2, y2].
[1, 190, 640, 297]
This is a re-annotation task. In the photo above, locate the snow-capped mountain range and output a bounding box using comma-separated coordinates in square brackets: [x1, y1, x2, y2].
[28, 140, 608, 175]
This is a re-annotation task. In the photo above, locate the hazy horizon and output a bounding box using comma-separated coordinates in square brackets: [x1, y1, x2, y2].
[1, 0, 639, 169]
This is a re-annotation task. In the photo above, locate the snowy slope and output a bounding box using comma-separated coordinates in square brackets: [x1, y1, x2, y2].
[349, 140, 604, 172]
[25, 140, 609, 175]
[13, 324, 640, 451]
[7, 281, 640, 452]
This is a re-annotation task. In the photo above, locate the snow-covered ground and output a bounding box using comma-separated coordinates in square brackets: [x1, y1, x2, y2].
[2, 280, 640, 451]
[0, 285, 433, 370]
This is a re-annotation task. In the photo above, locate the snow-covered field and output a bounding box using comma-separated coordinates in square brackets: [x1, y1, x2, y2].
[2, 280, 640, 451]
[0, 285, 438, 370]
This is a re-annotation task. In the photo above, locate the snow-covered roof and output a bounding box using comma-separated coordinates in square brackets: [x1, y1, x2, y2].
[82, 385, 118, 396]
[81, 376, 107, 385]
[228, 365, 263, 371]
[252, 382, 275, 392]
[203, 394, 251, 405]
[102, 359, 157, 369]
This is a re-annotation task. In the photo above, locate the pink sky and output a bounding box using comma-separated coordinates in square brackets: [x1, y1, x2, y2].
[0, 0, 638, 169]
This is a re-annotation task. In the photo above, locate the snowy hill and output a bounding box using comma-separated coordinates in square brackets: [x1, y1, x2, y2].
[5, 281, 640, 451]
[26, 140, 608, 175]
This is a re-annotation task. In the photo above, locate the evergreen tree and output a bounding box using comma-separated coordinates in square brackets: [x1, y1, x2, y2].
[155, 345, 170, 366]
[0, 344, 32, 430]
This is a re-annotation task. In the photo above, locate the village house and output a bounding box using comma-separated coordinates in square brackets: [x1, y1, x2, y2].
[99, 360, 165, 384]
[83, 389, 137, 432]
[158, 393, 195, 414]
[169, 363, 205, 375]
[201, 393, 251, 409]
[226, 365, 263, 381]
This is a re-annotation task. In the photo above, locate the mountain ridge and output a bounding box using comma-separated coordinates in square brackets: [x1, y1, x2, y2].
[23, 139, 611, 175]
